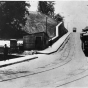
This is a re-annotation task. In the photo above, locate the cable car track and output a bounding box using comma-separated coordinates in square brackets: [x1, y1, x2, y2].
[0, 33, 86, 88]
[0, 39, 74, 82]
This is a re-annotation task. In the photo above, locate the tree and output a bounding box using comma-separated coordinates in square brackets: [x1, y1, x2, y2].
[0, 1, 30, 38]
[38, 1, 54, 16]
[54, 13, 64, 22]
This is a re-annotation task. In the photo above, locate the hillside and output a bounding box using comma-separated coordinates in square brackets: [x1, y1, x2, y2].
[0, 11, 67, 39]
[23, 11, 57, 38]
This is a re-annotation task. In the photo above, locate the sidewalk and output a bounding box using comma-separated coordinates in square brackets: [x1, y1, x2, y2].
[36, 32, 71, 54]
[0, 32, 70, 68]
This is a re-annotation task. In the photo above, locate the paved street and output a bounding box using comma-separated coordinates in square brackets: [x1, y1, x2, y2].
[0, 32, 88, 88]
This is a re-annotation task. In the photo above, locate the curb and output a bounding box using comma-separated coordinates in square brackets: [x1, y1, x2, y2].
[36, 32, 71, 55]
[0, 56, 38, 68]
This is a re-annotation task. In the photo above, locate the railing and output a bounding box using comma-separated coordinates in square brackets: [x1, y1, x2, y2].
[49, 21, 67, 46]
[52, 22, 62, 40]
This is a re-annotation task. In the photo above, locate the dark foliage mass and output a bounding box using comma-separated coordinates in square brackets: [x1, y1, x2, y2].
[54, 13, 64, 22]
[0, 1, 30, 39]
[38, 1, 54, 15]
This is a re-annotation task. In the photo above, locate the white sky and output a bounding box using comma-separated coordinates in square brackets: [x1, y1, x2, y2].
[29, 0, 88, 32]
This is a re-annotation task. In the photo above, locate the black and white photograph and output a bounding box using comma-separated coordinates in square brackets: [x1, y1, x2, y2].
[0, 0, 88, 88]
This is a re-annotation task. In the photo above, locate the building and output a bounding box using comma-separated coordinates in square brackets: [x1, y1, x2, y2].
[23, 32, 49, 50]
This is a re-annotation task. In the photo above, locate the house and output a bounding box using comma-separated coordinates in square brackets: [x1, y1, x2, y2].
[23, 32, 49, 50]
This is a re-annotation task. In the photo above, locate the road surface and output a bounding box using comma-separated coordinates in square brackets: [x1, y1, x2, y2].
[0, 33, 88, 88]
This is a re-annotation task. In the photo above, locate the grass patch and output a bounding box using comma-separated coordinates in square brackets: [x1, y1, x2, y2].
[0, 54, 23, 61]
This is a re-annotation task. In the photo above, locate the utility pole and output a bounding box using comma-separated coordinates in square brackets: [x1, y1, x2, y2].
[46, 17, 47, 34]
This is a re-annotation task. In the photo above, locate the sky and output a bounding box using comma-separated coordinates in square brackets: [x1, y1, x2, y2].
[29, 0, 88, 32]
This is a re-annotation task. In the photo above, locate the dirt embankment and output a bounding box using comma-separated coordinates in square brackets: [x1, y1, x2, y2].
[23, 11, 57, 39]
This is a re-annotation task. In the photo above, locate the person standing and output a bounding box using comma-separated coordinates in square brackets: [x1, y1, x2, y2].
[4, 44, 8, 59]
